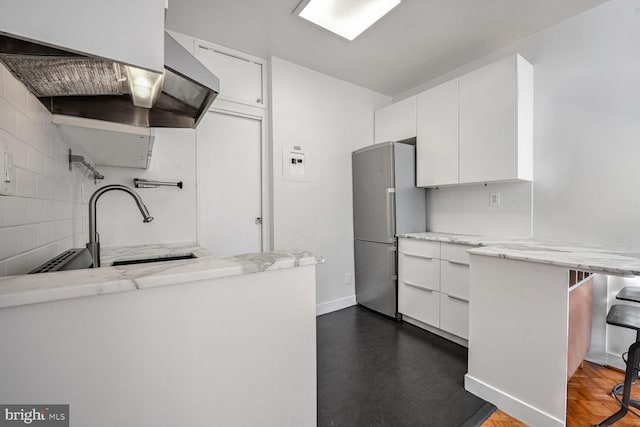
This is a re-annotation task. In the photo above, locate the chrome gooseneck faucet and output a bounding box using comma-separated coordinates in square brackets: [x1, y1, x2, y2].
[87, 185, 153, 267]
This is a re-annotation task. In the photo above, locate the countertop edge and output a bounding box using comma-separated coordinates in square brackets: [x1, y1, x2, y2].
[399, 232, 640, 276]
[0, 249, 324, 310]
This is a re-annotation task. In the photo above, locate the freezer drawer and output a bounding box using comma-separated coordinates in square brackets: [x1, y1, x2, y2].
[354, 239, 396, 317]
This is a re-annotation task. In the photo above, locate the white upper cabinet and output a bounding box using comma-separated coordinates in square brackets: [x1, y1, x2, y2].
[414, 54, 533, 187]
[53, 116, 155, 169]
[0, 0, 166, 73]
[458, 55, 533, 183]
[374, 96, 416, 143]
[196, 44, 264, 108]
[416, 79, 459, 187]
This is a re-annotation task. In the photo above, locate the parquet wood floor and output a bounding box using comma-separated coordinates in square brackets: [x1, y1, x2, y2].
[482, 362, 640, 426]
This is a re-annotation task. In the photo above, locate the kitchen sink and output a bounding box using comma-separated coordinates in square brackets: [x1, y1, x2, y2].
[111, 253, 197, 266]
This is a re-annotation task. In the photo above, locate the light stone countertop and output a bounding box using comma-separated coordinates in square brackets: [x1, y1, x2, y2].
[100, 242, 210, 266]
[399, 232, 640, 276]
[0, 244, 324, 309]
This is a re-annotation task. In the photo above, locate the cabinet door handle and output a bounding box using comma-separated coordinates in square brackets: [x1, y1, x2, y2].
[402, 252, 433, 260]
[402, 281, 434, 292]
[447, 260, 469, 266]
[447, 294, 469, 303]
[386, 188, 396, 242]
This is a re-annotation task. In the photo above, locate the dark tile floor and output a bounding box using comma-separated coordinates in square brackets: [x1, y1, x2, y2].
[317, 306, 495, 427]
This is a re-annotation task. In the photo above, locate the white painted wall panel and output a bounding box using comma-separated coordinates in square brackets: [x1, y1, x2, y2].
[270, 57, 389, 307]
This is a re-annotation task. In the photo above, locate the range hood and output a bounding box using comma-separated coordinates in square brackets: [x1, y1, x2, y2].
[0, 32, 219, 128]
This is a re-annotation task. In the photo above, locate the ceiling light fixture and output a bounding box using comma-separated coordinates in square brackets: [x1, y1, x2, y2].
[294, 0, 401, 41]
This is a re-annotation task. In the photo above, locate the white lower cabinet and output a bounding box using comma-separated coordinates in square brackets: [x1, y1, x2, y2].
[398, 238, 473, 342]
[439, 293, 469, 339]
[399, 281, 440, 328]
[441, 261, 470, 301]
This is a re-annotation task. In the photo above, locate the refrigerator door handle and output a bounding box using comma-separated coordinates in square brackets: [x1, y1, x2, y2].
[389, 245, 397, 281]
[386, 188, 396, 242]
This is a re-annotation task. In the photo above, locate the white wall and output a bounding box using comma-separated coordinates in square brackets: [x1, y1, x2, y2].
[0, 64, 93, 276]
[94, 129, 197, 248]
[270, 57, 390, 309]
[402, 0, 640, 249]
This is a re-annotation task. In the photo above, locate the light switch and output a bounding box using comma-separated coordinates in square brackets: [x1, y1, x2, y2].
[0, 142, 16, 196]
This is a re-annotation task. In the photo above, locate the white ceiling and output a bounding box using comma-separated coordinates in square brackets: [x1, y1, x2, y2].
[166, 0, 610, 96]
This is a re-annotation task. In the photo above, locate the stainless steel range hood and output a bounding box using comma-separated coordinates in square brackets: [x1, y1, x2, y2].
[0, 32, 219, 128]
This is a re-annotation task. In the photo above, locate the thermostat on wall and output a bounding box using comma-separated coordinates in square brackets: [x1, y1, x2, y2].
[283, 143, 311, 182]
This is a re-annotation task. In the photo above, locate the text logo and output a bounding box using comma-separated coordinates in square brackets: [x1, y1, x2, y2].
[0, 405, 68, 426]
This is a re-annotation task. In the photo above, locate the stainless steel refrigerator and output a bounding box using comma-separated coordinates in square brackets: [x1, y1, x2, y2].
[352, 141, 425, 318]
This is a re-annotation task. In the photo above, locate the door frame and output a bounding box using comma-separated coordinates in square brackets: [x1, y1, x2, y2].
[195, 100, 271, 252]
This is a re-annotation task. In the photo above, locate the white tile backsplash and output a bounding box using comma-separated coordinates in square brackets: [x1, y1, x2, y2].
[0, 97, 16, 135]
[4, 197, 27, 226]
[27, 145, 44, 175]
[7, 132, 27, 169]
[15, 168, 37, 198]
[4, 70, 27, 111]
[426, 181, 533, 238]
[0, 65, 4, 97]
[16, 225, 37, 253]
[0, 62, 93, 276]
[37, 222, 53, 246]
[0, 228, 17, 259]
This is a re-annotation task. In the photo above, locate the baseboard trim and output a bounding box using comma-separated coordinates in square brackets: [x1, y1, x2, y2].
[316, 295, 356, 316]
[464, 374, 564, 427]
[605, 351, 626, 371]
[402, 315, 468, 347]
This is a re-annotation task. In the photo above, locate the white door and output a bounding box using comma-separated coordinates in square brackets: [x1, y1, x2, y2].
[416, 79, 459, 187]
[458, 56, 516, 183]
[197, 111, 262, 255]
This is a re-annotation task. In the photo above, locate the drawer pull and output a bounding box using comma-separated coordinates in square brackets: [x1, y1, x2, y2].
[447, 260, 469, 267]
[403, 281, 434, 292]
[447, 294, 469, 303]
[402, 252, 433, 260]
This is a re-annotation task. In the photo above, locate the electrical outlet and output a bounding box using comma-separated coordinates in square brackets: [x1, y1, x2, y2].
[344, 273, 352, 285]
[489, 192, 501, 207]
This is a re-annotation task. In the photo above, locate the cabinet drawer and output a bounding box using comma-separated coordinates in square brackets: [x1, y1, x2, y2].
[440, 293, 469, 339]
[398, 281, 440, 328]
[399, 252, 440, 291]
[399, 238, 440, 260]
[441, 243, 475, 264]
[441, 260, 470, 301]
